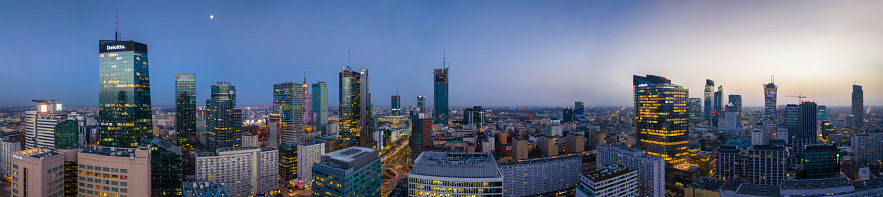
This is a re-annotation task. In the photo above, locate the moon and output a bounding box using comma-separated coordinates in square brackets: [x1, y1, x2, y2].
[210, 15, 214, 19]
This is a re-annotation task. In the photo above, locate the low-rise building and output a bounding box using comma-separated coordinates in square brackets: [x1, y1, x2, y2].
[408, 152, 503, 197]
[184, 181, 230, 197]
[498, 154, 581, 197]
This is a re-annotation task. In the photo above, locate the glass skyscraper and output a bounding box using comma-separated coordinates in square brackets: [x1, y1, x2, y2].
[633, 75, 689, 165]
[713, 86, 724, 129]
[852, 85, 863, 126]
[340, 67, 373, 149]
[417, 95, 425, 112]
[391, 94, 401, 116]
[175, 73, 196, 154]
[98, 39, 152, 148]
[274, 82, 304, 135]
[688, 98, 702, 126]
[312, 81, 329, 133]
[144, 137, 184, 197]
[433, 67, 449, 124]
[764, 81, 777, 121]
[704, 79, 714, 125]
[206, 82, 242, 151]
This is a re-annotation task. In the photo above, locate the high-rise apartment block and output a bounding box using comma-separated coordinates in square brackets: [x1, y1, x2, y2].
[175, 73, 197, 154]
[409, 152, 503, 197]
[311, 147, 381, 197]
[498, 154, 582, 197]
[597, 145, 665, 197]
[206, 82, 243, 151]
[195, 146, 278, 197]
[576, 164, 637, 197]
[633, 75, 689, 165]
[852, 132, 883, 167]
[99, 39, 152, 148]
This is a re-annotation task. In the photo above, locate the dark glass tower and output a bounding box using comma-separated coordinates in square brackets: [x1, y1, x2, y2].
[562, 108, 574, 123]
[141, 137, 183, 197]
[279, 143, 298, 181]
[688, 98, 702, 126]
[98, 39, 152, 148]
[574, 100, 585, 121]
[799, 144, 840, 179]
[704, 79, 714, 125]
[391, 94, 401, 116]
[206, 82, 242, 151]
[787, 102, 818, 153]
[340, 66, 373, 148]
[433, 67, 449, 124]
[728, 95, 741, 118]
[54, 120, 78, 149]
[464, 106, 486, 131]
[713, 86, 724, 128]
[634, 75, 689, 165]
[312, 81, 329, 133]
[175, 73, 196, 154]
[764, 81, 777, 121]
[417, 95, 425, 112]
[852, 85, 863, 126]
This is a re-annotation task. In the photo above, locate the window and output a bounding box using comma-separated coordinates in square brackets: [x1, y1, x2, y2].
[13, 164, 17, 169]
[120, 182, 127, 186]
[120, 189, 127, 193]
[103, 167, 109, 172]
[120, 169, 127, 173]
[87, 166, 92, 170]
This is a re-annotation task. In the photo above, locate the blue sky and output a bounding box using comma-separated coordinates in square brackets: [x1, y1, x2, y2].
[1, 1, 880, 107]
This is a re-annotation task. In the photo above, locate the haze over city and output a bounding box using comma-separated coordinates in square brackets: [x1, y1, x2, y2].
[1, 0, 881, 106]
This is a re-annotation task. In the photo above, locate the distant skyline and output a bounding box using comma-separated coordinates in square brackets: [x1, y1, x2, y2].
[1, 1, 881, 107]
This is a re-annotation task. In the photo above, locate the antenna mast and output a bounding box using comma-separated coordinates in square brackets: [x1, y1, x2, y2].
[115, 8, 120, 41]
[443, 49, 446, 68]
[348, 51, 351, 68]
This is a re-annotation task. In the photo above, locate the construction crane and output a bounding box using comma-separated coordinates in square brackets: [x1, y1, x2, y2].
[785, 95, 807, 103]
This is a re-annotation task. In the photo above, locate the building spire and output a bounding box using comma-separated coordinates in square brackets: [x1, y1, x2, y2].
[347, 51, 351, 68]
[115, 8, 120, 41]
[303, 70, 307, 84]
[442, 49, 446, 68]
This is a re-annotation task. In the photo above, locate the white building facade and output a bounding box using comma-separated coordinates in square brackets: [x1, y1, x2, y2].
[596, 145, 665, 197]
[195, 147, 278, 197]
[497, 154, 581, 197]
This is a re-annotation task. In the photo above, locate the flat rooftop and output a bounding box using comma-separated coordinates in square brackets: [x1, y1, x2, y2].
[15, 148, 62, 160]
[853, 178, 883, 192]
[183, 181, 230, 197]
[689, 177, 727, 191]
[80, 146, 139, 157]
[781, 177, 852, 190]
[411, 152, 501, 179]
[736, 183, 780, 196]
[582, 164, 634, 182]
[320, 147, 378, 170]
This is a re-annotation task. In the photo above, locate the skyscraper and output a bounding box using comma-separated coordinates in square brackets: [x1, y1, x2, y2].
[764, 80, 778, 121]
[562, 108, 575, 123]
[574, 100, 585, 116]
[464, 106, 486, 130]
[704, 79, 714, 125]
[417, 95, 425, 112]
[24, 100, 66, 149]
[410, 113, 433, 160]
[852, 85, 863, 126]
[206, 82, 242, 151]
[99, 38, 152, 148]
[633, 75, 689, 165]
[340, 66, 373, 149]
[688, 98, 702, 126]
[787, 102, 818, 152]
[713, 86, 724, 129]
[391, 93, 401, 116]
[728, 94, 742, 119]
[302, 78, 313, 126]
[175, 73, 196, 154]
[433, 67, 449, 125]
[273, 82, 304, 144]
[312, 81, 329, 133]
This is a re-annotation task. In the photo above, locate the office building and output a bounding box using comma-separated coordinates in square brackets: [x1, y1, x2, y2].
[798, 144, 840, 180]
[751, 129, 765, 145]
[563, 108, 575, 122]
[195, 146, 278, 197]
[206, 82, 243, 151]
[311, 147, 381, 197]
[241, 133, 258, 148]
[433, 66, 449, 125]
[689, 98, 702, 126]
[312, 81, 329, 133]
[417, 95, 425, 112]
[78, 146, 153, 197]
[463, 106, 486, 130]
[1, 136, 22, 181]
[408, 152, 503, 197]
[745, 145, 790, 185]
[147, 137, 184, 197]
[54, 120, 79, 149]
[597, 145, 666, 197]
[273, 82, 303, 144]
[787, 102, 818, 152]
[704, 79, 714, 124]
[685, 177, 727, 197]
[302, 78, 313, 126]
[498, 154, 581, 196]
[511, 137, 528, 161]
[633, 75, 689, 165]
[99, 38, 152, 148]
[176, 73, 197, 154]
[24, 100, 66, 149]
[10, 148, 68, 197]
[340, 66, 374, 148]
[717, 145, 744, 181]
[184, 181, 230, 197]
[312, 133, 340, 153]
[764, 80, 777, 121]
[852, 85, 864, 126]
[391, 94, 401, 116]
[852, 132, 883, 167]
[818, 105, 827, 121]
[279, 142, 325, 182]
[576, 164, 637, 197]
[728, 95, 742, 118]
[714, 86, 724, 128]
[574, 100, 585, 120]
[410, 113, 433, 160]
[720, 104, 741, 131]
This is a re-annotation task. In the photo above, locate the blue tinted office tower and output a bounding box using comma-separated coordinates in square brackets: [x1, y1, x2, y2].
[273, 82, 304, 142]
[798, 144, 840, 179]
[817, 105, 827, 121]
[787, 102, 818, 153]
[312, 81, 329, 133]
[340, 66, 374, 149]
[175, 73, 197, 154]
[704, 79, 714, 125]
[852, 85, 863, 126]
[713, 86, 724, 129]
[633, 75, 689, 165]
[98, 38, 152, 148]
[689, 98, 702, 126]
[764, 80, 778, 121]
[206, 82, 243, 151]
[434, 67, 449, 125]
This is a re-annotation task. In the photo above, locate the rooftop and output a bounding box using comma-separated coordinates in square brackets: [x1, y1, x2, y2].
[183, 181, 230, 197]
[736, 183, 780, 196]
[15, 148, 62, 160]
[411, 152, 501, 179]
[80, 146, 139, 157]
[689, 177, 727, 191]
[781, 177, 852, 190]
[320, 147, 378, 170]
[582, 164, 635, 182]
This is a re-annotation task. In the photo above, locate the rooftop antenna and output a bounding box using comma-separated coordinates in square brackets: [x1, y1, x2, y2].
[115, 8, 120, 41]
[443, 49, 446, 68]
[347, 51, 351, 68]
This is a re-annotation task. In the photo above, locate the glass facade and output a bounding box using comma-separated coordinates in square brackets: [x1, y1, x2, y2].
[634, 75, 689, 165]
[433, 68, 449, 124]
[274, 82, 303, 141]
[54, 120, 78, 149]
[408, 178, 503, 196]
[764, 82, 777, 121]
[312, 158, 380, 197]
[206, 82, 242, 151]
[312, 82, 329, 133]
[339, 67, 373, 148]
[63, 161, 78, 196]
[146, 137, 184, 197]
[98, 40, 152, 148]
[391, 95, 401, 116]
[704, 79, 714, 125]
[852, 85, 863, 126]
[688, 98, 702, 126]
[175, 74, 197, 154]
[279, 143, 298, 181]
[464, 106, 485, 130]
[713, 86, 724, 129]
[799, 145, 839, 179]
